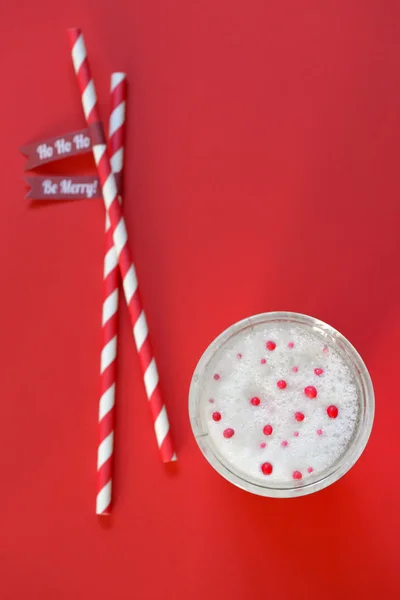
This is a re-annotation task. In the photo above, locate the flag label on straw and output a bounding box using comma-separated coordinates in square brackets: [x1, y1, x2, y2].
[25, 175, 101, 200]
[20, 128, 92, 170]
[25, 173, 121, 200]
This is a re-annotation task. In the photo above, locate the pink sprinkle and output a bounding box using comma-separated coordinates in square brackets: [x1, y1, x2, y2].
[323, 346, 329, 354]
[213, 374, 220, 380]
[263, 424, 273, 436]
[293, 471, 302, 480]
[307, 467, 314, 473]
[260, 442, 266, 449]
[281, 440, 288, 447]
[314, 367, 324, 376]
[277, 380, 287, 389]
[327, 405, 339, 419]
[250, 396, 261, 406]
[304, 385, 317, 399]
[223, 428, 235, 439]
[292, 366, 298, 373]
[288, 342, 294, 348]
[261, 462, 273, 475]
[295, 411, 305, 422]
[266, 341, 276, 351]
[237, 353, 242, 359]
[209, 398, 215, 404]
[261, 358, 267, 365]
[212, 412, 221, 421]
[317, 429, 323, 436]
[293, 431, 299, 437]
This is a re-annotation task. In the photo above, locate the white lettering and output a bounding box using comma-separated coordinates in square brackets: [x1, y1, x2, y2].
[73, 133, 91, 150]
[54, 138, 72, 155]
[60, 179, 72, 194]
[36, 143, 53, 160]
[60, 179, 98, 198]
[42, 180, 58, 195]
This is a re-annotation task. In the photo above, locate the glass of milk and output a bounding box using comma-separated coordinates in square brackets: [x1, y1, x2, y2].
[189, 312, 374, 497]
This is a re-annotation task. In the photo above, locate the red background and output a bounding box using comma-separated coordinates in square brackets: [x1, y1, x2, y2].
[1, 1, 400, 598]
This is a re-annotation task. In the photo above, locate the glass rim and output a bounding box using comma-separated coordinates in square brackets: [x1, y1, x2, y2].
[189, 311, 375, 498]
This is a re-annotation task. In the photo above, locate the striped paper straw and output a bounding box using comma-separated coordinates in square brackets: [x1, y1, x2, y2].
[96, 73, 127, 516]
[68, 29, 176, 465]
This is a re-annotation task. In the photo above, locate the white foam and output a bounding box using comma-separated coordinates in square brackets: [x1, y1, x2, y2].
[201, 322, 359, 483]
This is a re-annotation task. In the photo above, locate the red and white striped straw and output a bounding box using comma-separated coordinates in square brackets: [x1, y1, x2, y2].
[68, 29, 176, 468]
[96, 73, 127, 516]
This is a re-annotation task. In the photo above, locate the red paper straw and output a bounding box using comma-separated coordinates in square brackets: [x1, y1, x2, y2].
[68, 29, 176, 467]
[96, 73, 127, 516]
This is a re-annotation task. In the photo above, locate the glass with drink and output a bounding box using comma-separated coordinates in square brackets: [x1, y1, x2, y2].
[189, 312, 374, 497]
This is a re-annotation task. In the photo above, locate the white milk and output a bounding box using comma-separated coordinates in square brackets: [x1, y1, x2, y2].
[201, 322, 359, 483]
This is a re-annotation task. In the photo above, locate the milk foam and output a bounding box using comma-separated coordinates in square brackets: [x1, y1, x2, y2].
[201, 322, 359, 483]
